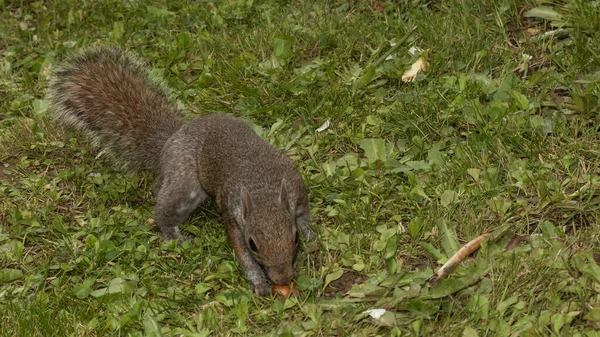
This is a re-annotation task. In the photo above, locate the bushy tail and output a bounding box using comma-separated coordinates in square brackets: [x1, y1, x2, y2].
[46, 46, 182, 173]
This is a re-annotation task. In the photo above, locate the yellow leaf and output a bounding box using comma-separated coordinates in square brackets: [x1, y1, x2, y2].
[402, 58, 427, 82]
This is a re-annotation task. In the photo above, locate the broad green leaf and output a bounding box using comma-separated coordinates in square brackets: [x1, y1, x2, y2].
[322, 161, 336, 177]
[323, 269, 344, 289]
[510, 90, 530, 110]
[376, 283, 421, 308]
[273, 35, 294, 60]
[511, 315, 536, 335]
[490, 223, 512, 240]
[384, 235, 397, 259]
[529, 115, 545, 129]
[490, 319, 510, 337]
[295, 274, 323, 291]
[565, 311, 581, 325]
[177, 32, 191, 50]
[111, 21, 124, 40]
[412, 135, 424, 148]
[398, 269, 434, 287]
[92, 175, 103, 185]
[419, 242, 445, 260]
[426, 278, 470, 299]
[359, 138, 387, 163]
[373, 238, 386, 251]
[406, 161, 431, 172]
[73, 278, 96, 299]
[380, 228, 396, 241]
[0, 268, 23, 283]
[377, 311, 397, 327]
[352, 262, 365, 271]
[579, 262, 600, 284]
[462, 326, 479, 337]
[539, 311, 552, 328]
[486, 197, 512, 215]
[437, 219, 460, 256]
[584, 308, 600, 322]
[146, 6, 175, 17]
[366, 115, 382, 126]
[458, 74, 467, 91]
[348, 283, 387, 298]
[524, 6, 562, 21]
[408, 217, 424, 238]
[353, 65, 375, 90]
[398, 299, 440, 318]
[195, 282, 212, 296]
[120, 300, 147, 327]
[467, 168, 481, 181]
[498, 73, 518, 92]
[1, 241, 24, 261]
[427, 145, 444, 167]
[89, 278, 132, 298]
[143, 315, 162, 337]
[440, 190, 458, 207]
[540, 220, 560, 238]
[497, 296, 518, 315]
[551, 313, 564, 334]
[32, 98, 48, 115]
[466, 295, 489, 320]
[215, 290, 248, 307]
[411, 186, 430, 200]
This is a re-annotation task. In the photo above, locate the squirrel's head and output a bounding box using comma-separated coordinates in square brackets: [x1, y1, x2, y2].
[239, 180, 298, 286]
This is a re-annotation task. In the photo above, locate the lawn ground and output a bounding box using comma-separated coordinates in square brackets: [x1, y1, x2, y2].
[1, 0, 600, 336]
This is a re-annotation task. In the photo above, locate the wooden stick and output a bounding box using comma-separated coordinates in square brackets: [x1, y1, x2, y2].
[431, 233, 489, 283]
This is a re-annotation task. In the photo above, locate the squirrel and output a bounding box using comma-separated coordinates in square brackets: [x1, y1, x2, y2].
[46, 46, 312, 296]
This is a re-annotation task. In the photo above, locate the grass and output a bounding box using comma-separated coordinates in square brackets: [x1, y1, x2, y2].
[1, 0, 600, 335]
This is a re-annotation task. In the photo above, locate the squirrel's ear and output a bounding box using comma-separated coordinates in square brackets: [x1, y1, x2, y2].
[241, 186, 253, 222]
[278, 178, 294, 215]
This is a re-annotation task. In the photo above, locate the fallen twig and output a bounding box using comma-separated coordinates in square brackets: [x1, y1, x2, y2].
[430, 233, 489, 284]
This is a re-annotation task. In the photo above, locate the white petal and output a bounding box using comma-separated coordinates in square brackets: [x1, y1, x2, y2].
[364, 308, 386, 319]
[316, 119, 330, 132]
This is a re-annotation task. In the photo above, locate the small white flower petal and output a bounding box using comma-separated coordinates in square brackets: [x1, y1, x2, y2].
[316, 119, 330, 132]
[364, 308, 386, 319]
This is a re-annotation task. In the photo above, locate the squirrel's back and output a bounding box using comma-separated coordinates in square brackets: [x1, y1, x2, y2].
[183, 114, 304, 197]
[47, 46, 182, 172]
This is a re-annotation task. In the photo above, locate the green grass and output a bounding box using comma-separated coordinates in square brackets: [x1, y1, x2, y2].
[2, 0, 600, 336]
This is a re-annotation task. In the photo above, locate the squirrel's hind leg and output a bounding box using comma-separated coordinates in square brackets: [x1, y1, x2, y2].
[155, 178, 207, 241]
[154, 141, 208, 241]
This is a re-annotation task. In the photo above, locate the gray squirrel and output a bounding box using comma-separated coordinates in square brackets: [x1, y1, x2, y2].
[46, 46, 311, 296]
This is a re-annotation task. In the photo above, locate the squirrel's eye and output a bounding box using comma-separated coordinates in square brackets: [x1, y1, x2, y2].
[248, 238, 258, 252]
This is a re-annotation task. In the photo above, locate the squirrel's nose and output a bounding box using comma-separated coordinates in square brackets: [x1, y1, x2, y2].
[268, 265, 293, 285]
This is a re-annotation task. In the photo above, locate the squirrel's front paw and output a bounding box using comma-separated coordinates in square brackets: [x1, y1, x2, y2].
[250, 280, 271, 297]
[160, 226, 191, 242]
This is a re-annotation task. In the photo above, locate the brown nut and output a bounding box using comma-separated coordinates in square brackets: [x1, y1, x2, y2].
[271, 283, 297, 298]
